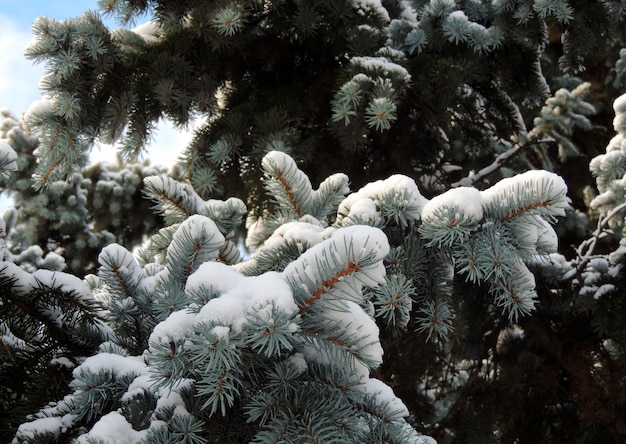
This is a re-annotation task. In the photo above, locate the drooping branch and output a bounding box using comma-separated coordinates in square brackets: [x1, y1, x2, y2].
[452, 138, 555, 188]
[565, 201, 626, 283]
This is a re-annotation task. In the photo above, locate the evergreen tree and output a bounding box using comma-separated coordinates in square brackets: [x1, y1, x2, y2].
[21, 0, 625, 196]
[0, 109, 166, 276]
[5, 147, 568, 442]
[2, 0, 626, 443]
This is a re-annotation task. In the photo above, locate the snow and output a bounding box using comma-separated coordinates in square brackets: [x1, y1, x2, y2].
[351, 0, 391, 23]
[197, 271, 295, 333]
[589, 189, 616, 209]
[73, 353, 148, 379]
[398, 0, 418, 22]
[514, 261, 536, 288]
[41, 305, 62, 327]
[98, 243, 145, 281]
[13, 207, 409, 438]
[604, 134, 624, 152]
[261, 221, 326, 251]
[351, 56, 411, 83]
[249, 271, 298, 314]
[612, 134, 626, 154]
[150, 309, 198, 344]
[15, 416, 70, 441]
[449, 10, 468, 20]
[366, 378, 410, 419]
[286, 352, 308, 374]
[212, 325, 231, 339]
[148, 224, 391, 402]
[154, 256, 300, 343]
[153, 257, 299, 348]
[343, 198, 384, 226]
[516, 220, 539, 246]
[187, 261, 243, 295]
[166, 215, 225, 274]
[33, 269, 93, 302]
[481, 170, 569, 218]
[121, 374, 154, 402]
[421, 186, 483, 223]
[176, 214, 223, 244]
[599, 149, 625, 172]
[536, 218, 558, 252]
[337, 174, 426, 224]
[1, 325, 29, 351]
[24, 97, 53, 122]
[283, 226, 390, 297]
[609, 250, 626, 272]
[155, 378, 195, 411]
[0, 261, 38, 295]
[262, 151, 314, 213]
[244, 214, 269, 250]
[76, 411, 147, 444]
[324, 300, 384, 367]
[613, 93, 626, 115]
[594, 283, 616, 299]
[143, 175, 203, 213]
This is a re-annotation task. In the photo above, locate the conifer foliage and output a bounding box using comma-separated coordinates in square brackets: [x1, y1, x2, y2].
[21, 0, 626, 195]
[3, 145, 568, 442]
[3, 0, 626, 443]
[8, 153, 436, 443]
[0, 110, 165, 276]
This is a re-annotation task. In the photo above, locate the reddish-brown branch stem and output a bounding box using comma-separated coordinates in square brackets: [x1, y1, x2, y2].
[298, 261, 361, 313]
[276, 172, 301, 216]
[500, 200, 552, 221]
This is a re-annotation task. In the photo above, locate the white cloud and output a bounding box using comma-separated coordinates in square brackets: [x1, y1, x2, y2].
[90, 118, 195, 167]
[145, 119, 196, 167]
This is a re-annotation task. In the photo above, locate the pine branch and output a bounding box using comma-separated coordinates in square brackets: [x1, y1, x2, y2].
[275, 171, 303, 216]
[165, 215, 225, 283]
[500, 199, 554, 222]
[261, 151, 314, 218]
[1, 271, 102, 357]
[143, 175, 199, 225]
[566, 201, 626, 283]
[452, 138, 555, 188]
[298, 261, 362, 313]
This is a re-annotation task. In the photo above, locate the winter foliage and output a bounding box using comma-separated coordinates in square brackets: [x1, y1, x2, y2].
[3, 0, 626, 442]
[18, 0, 624, 195]
[8, 160, 433, 442]
[1, 146, 568, 442]
[589, 92, 626, 228]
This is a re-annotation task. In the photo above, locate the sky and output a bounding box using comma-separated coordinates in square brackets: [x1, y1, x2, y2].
[0, 0, 192, 166]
